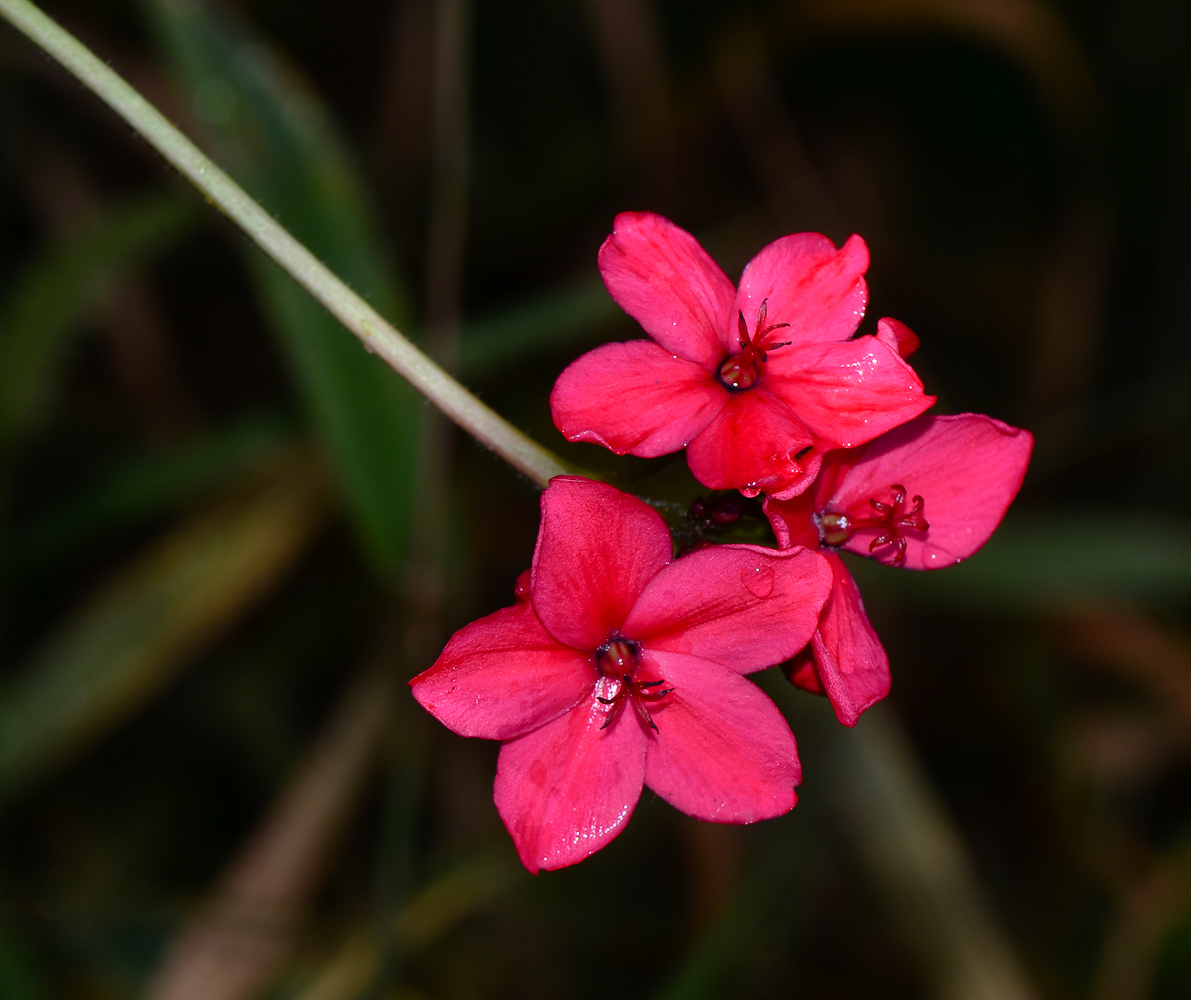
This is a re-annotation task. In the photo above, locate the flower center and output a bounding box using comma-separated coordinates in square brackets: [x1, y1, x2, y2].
[596, 639, 639, 677]
[818, 483, 929, 566]
[717, 298, 792, 392]
[594, 636, 673, 733]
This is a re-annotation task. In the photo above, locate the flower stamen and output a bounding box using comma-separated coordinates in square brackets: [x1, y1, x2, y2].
[717, 298, 792, 391]
[818, 484, 929, 565]
[594, 638, 673, 732]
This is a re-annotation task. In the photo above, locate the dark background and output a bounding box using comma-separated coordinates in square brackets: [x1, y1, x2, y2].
[0, 0, 1189, 997]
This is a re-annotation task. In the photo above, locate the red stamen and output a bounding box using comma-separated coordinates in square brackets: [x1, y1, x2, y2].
[594, 637, 673, 732]
[818, 483, 929, 565]
[717, 298, 792, 391]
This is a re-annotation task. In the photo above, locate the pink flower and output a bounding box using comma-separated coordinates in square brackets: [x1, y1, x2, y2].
[411, 476, 832, 873]
[550, 212, 935, 497]
[763, 413, 1033, 726]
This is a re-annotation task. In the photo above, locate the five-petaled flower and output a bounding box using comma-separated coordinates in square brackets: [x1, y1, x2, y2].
[550, 212, 935, 498]
[763, 414, 1033, 726]
[410, 476, 832, 873]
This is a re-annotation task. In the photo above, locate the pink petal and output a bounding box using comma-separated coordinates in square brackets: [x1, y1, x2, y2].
[623, 544, 832, 673]
[734, 232, 869, 347]
[876, 316, 919, 359]
[761, 492, 820, 550]
[531, 477, 673, 650]
[550, 340, 726, 458]
[685, 389, 816, 495]
[823, 413, 1033, 570]
[494, 695, 647, 873]
[598, 212, 737, 369]
[807, 553, 890, 727]
[410, 602, 595, 741]
[642, 651, 800, 822]
[766, 335, 935, 450]
[784, 653, 825, 695]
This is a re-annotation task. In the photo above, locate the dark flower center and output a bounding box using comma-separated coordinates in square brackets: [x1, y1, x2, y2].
[717, 298, 791, 392]
[818, 484, 929, 566]
[594, 636, 672, 733]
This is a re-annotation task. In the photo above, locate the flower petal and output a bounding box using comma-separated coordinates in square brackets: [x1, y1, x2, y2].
[822, 413, 1033, 570]
[550, 341, 725, 458]
[642, 651, 799, 822]
[806, 553, 890, 726]
[494, 695, 647, 873]
[766, 335, 935, 450]
[876, 316, 919, 359]
[598, 212, 736, 369]
[761, 492, 820, 550]
[531, 477, 673, 650]
[734, 232, 869, 347]
[623, 544, 832, 673]
[410, 602, 595, 741]
[685, 389, 816, 495]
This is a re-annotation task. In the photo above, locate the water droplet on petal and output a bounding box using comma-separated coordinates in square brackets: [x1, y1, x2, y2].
[742, 564, 775, 598]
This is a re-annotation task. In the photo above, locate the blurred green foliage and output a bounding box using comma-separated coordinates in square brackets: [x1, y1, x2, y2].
[145, 0, 420, 578]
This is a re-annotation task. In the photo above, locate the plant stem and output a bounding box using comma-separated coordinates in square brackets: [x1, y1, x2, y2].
[0, 0, 571, 488]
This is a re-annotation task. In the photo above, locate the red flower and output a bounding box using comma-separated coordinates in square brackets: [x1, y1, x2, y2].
[763, 414, 1033, 725]
[550, 212, 934, 497]
[411, 476, 832, 873]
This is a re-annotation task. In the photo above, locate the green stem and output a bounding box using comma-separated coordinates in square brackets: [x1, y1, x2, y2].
[0, 0, 571, 488]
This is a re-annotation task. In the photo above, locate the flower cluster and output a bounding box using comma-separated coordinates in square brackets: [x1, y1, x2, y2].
[412, 212, 1032, 872]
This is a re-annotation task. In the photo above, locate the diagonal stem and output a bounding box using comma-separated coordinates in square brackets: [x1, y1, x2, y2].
[0, 0, 572, 488]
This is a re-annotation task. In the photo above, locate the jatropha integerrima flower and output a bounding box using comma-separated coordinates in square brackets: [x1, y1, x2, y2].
[763, 414, 1033, 725]
[549, 211, 935, 498]
[410, 477, 831, 873]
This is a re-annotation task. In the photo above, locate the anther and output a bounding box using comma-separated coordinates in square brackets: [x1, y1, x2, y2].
[717, 299, 793, 392]
[818, 483, 929, 565]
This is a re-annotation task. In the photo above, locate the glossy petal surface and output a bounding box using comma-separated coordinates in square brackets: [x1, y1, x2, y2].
[766, 336, 935, 451]
[598, 211, 735, 369]
[550, 340, 725, 458]
[808, 553, 890, 727]
[734, 232, 869, 348]
[531, 477, 672, 649]
[762, 492, 820, 550]
[876, 316, 919, 359]
[624, 544, 831, 673]
[494, 694, 647, 873]
[643, 651, 799, 822]
[822, 413, 1033, 570]
[410, 602, 594, 741]
[685, 389, 815, 494]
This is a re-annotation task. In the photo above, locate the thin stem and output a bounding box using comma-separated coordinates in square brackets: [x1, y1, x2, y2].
[0, 0, 571, 488]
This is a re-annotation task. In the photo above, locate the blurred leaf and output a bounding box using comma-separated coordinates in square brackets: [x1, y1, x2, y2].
[10, 416, 290, 576]
[0, 192, 196, 449]
[394, 848, 518, 955]
[0, 912, 46, 1000]
[291, 848, 518, 1000]
[457, 278, 618, 379]
[1094, 839, 1191, 1000]
[765, 679, 1040, 1000]
[0, 448, 330, 799]
[144, 665, 395, 1000]
[792, 0, 1099, 132]
[651, 823, 818, 1000]
[851, 515, 1191, 610]
[144, 0, 419, 578]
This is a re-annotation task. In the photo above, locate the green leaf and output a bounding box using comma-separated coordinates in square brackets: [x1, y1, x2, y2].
[457, 279, 619, 380]
[850, 515, 1191, 610]
[0, 192, 196, 449]
[144, 0, 419, 577]
[10, 416, 290, 576]
[0, 450, 329, 800]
